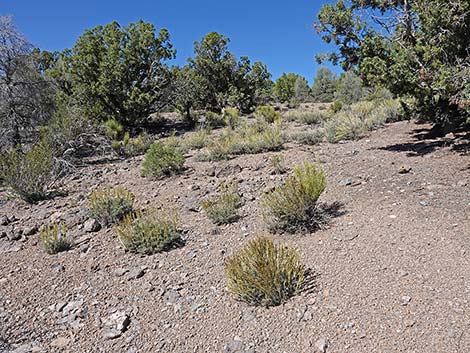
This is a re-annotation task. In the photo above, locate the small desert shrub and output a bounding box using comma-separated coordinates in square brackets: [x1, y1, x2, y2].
[269, 155, 287, 174]
[113, 131, 153, 157]
[262, 162, 326, 233]
[0, 143, 54, 203]
[291, 129, 324, 145]
[201, 182, 242, 224]
[324, 99, 402, 143]
[225, 236, 305, 307]
[255, 106, 282, 124]
[116, 210, 181, 255]
[222, 107, 240, 129]
[89, 187, 134, 226]
[141, 142, 185, 178]
[183, 128, 211, 150]
[284, 110, 324, 125]
[40, 223, 71, 254]
[104, 119, 124, 140]
[204, 111, 225, 128]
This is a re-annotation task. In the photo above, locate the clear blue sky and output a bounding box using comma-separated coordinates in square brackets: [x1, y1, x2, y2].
[1, 0, 339, 83]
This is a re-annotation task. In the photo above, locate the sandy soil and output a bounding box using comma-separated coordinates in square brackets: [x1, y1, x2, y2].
[0, 120, 469, 353]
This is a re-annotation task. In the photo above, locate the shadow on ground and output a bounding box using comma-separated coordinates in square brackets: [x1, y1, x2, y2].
[378, 124, 470, 157]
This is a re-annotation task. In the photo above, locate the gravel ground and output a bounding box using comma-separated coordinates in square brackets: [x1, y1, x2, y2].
[0, 120, 469, 353]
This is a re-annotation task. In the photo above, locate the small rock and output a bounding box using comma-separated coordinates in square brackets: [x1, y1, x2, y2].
[419, 201, 428, 206]
[401, 296, 412, 306]
[7, 229, 22, 241]
[0, 216, 9, 226]
[84, 219, 101, 233]
[0, 231, 6, 238]
[23, 225, 38, 236]
[223, 340, 244, 353]
[127, 268, 145, 281]
[102, 311, 130, 339]
[338, 178, 352, 186]
[315, 338, 329, 353]
[398, 166, 411, 174]
[51, 337, 70, 348]
[457, 180, 468, 187]
[113, 268, 129, 277]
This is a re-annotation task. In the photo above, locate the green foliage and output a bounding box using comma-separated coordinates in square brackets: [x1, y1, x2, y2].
[201, 182, 242, 225]
[335, 71, 365, 105]
[222, 107, 240, 129]
[274, 73, 300, 103]
[89, 186, 134, 226]
[112, 131, 153, 157]
[294, 76, 311, 103]
[316, 0, 470, 130]
[40, 222, 71, 254]
[0, 143, 54, 203]
[291, 129, 324, 145]
[204, 111, 225, 128]
[190, 32, 272, 113]
[104, 119, 124, 140]
[262, 162, 326, 233]
[269, 155, 287, 175]
[255, 106, 282, 124]
[311, 67, 336, 103]
[141, 142, 185, 178]
[116, 210, 181, 255]
[58, 20, 175, 127]
[284, 110, 324, 125]
[224, 236, 305, 307]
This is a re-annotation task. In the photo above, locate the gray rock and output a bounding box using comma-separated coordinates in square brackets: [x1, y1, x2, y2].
[126, 268, 145, 281]
[51, 337, 70, 348]
[23, 225, 38, 236]
[315, 338, 329, 353]
[401, 296, 412, 306]
[84, 219, 101, 233]
[0, 231, 6, 239]
[338, 178, 353, 186]
[0, 216, 9, 226]
[7, 229, 22, 241]
[102, 311, 130, 339]
[223, 340, 245, 353]
[113, 268, 129, 277]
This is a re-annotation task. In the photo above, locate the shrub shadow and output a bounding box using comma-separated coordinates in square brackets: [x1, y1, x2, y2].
[302, 267, 320, 295]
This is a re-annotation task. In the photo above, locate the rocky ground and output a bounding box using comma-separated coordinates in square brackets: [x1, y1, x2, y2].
[0, 120, 469, 353]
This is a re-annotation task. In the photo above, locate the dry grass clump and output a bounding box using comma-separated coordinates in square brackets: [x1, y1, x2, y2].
[284, 110, 324, 125]
[89, 186, 134, 226]
[324, 99, 403, 142]
[225, 236, 305, 307]
[116, 210, 181, 255]
[182, 128, 211, 150]
[290, 129, 324, 145]
[0, 143, 54, 203]
[222, 107, 240, 129]
[40, 222, 72, 254]
[262, 162, 326, 233]
[198, 121, 284, 161]
[141, 141, 185, 178]
[269, 154, 287, 174]
[201, 182, 242, 224]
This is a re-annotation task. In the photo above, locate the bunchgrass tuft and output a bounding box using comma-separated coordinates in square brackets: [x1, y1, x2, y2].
[284, 110, 324, 125]
[89, 186, 134, 226]
[255, 106, 282, 124]
[40, 222, 71, 254]
[290, 129, 324, 145]
[201, 182, 242, 224]
[225, 236, 305, 307]
[262, 162, 326, 233]
[116, 210, 182, 255]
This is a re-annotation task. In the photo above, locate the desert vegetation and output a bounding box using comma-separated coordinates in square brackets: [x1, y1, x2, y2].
[0, 3, 468, 351]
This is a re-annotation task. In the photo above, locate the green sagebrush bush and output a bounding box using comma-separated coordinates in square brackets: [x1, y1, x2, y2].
[269, 154, 287, 175]
[89, 186, 134, 226]
[141, 141, 185, 178]
[291, 129, 324, 145]
[0, 143, 54, 203]
[116, 210, 181, 255]
[284, 110, 324, 125]
[222, 107, 240, 129]
[255, 106, 282, 124]
[225, 236, 305, 307]
[40, 222, 72, 254]
[201, 182, 242, 225]
[112, 131, 153, 157]
[262, 162, 326, 233]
